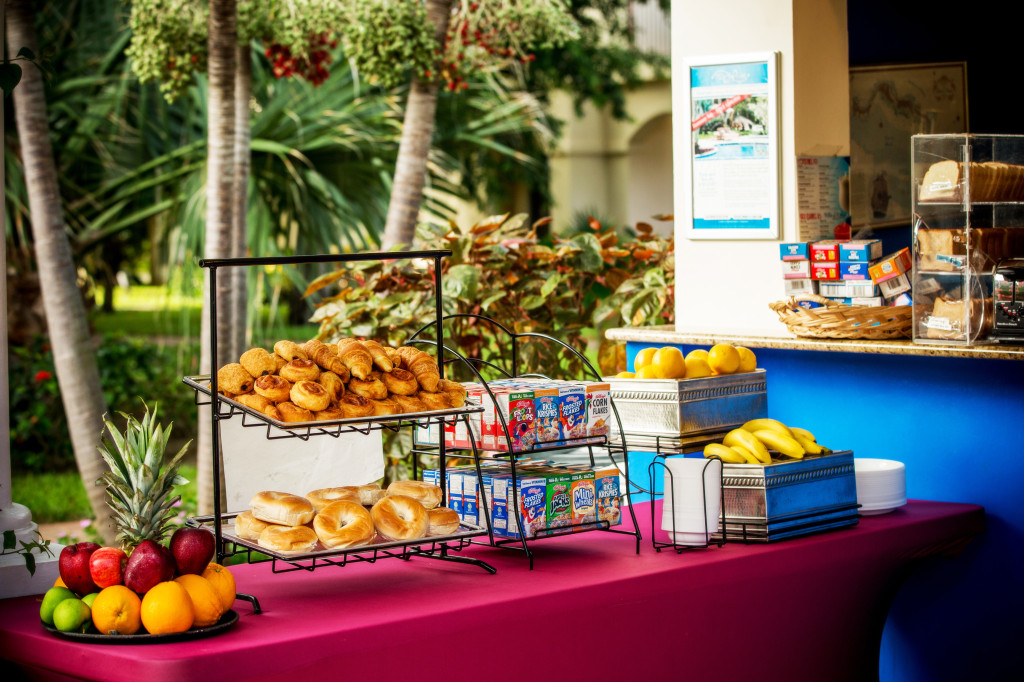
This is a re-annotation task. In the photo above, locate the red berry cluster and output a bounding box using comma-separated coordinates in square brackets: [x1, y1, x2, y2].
[440, 4, 535, 92]
[264, 32, 337, 86]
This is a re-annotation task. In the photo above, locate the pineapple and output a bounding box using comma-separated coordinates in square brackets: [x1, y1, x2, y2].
[97, 403, 191, 552]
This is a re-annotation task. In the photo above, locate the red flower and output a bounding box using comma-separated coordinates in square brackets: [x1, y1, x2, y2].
[34, 370, 53, 382]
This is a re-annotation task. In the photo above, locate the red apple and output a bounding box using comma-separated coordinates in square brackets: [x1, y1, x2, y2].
[123, 540, 176, 595]
[169, 527, 216, 575]
[58, 542, 101, 596]
[89, 546, 128, 588]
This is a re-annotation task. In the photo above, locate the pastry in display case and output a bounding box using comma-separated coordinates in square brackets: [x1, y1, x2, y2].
[912, 134, 1024, 344]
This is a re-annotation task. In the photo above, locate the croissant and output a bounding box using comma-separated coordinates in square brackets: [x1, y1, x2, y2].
[336, 338, 373, 380]
[236, 393, 282, 420]
[383, 345, 402, 368]
[273, 340, 308, 362]
[362, 339, 394, 373]
[308, 341, 350, 379]
[398, 347, 440, 393]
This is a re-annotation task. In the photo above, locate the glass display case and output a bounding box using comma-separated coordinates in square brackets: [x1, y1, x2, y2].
[911, 134, 1024, 345]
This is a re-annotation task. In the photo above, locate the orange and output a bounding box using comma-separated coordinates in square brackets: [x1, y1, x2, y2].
[708, 344, 740, 375]
[174, 575, 224, 628]
[651, 347, 686, 379]
[91, 585, 142, 635]
[632, 347, 658, 373]
[685, 349, 710, 362]
[683, 357, 713, 378]
[736, 347, 757, 372]
[140, 581, 194, 635]
[201, 563, 237, 612]
[615, 371, 636, 379]
[54, 576, 67, 588]
[635, 364, 665, 379]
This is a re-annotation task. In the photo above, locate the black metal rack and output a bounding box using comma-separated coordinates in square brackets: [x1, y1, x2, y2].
[647, 454, 726, 553]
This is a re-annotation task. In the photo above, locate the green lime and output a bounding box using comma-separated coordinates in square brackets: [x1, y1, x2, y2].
[39, 586, 77, 626]
[52, 598, 92, 633]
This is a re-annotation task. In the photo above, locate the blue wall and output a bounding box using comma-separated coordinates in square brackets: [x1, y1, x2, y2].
[625, 341, 1023, 681]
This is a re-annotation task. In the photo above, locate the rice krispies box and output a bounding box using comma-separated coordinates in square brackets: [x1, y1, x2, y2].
[534, 386, 562, 444]
[594, 466, 622, 527]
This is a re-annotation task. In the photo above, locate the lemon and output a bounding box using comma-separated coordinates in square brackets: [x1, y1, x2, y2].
[708, 344, 740, 375]
[633, 347, 658, 373]
[684, 357, 713, 378]
[651, 346, 686, 379]
[736, 347, 757, 372]
[685, 349, 710, 362]
[635, 364, 666, 379]
[615, 371, 636, 378]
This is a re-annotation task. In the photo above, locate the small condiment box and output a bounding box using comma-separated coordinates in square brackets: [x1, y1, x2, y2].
[839, 261, 871, 280]
[779, 242, 811, 261]
[811, 261, 840, 280]
[810, 240, 845, 262]
[839, 239, 882, 262]
[868, 248, 912, 284]
[782, 260, 811, 279]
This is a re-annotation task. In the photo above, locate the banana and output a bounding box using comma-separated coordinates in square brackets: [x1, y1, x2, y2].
[742, 418, 793, 437]
[730, 444, 763, 465]
[752, 429, 805, 459]
[789, 426, 817, 443]
[723, 428, 772, 463]
[789, 427, 831, 456]
[703, 442, 745, 463]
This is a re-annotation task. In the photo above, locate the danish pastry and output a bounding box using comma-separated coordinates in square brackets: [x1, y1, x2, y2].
[318, 371, 346, 402]
[381, 368, 419, 395]
[336, 338, 373, 380]
[273, 340, 308, 362]
[277, 401, 314, 423]
[313, 500, 376, 549]
[290, 380, 331, 412]
[371, 397, 401, 417]
[239, 347, 277, 377]
[254, 374, 292, 402]
[391, 393, 427, 414]
[217, 363, 254, 395]
[348, 376, 388, 400]
[314, 405, 346, 421]
[418, 390, 450, 411]
[280, 358, 321, 383]
[338, 394, 374, 418]
[362, 339, 394, 373]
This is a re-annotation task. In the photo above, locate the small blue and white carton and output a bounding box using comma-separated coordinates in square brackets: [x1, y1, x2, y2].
[839, 239, 882, 262]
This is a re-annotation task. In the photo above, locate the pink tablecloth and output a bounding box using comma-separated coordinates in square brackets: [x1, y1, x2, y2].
[0, 500, 983, 682]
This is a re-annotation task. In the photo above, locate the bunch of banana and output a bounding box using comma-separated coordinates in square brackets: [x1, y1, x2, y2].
[702, 418, 831, 465]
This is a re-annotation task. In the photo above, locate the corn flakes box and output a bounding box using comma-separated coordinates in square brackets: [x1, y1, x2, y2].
[570, 469, 597, 531]
[558, 384, 587, 442]
[534, 386, 562, 444]
[594, 466, 622, 528]
[585, 382, 611, 438]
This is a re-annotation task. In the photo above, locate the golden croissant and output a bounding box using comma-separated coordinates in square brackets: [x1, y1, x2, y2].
[361, 339, 394, 373]
[397, 346, 440, 393]
[336, 338, 373, 380]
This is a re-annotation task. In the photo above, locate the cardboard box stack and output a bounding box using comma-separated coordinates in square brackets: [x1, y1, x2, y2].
[779, 239, 910, 307]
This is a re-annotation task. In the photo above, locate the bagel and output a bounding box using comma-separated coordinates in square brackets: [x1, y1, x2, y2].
[381, 368, 419, 395]
[234, 510, 273, 541]
[356, 484, 387, 506]
[338, 394, 374, 418]
[370, 495, 429, 542]
[426, 506, 461, 536]
[258, 524, 319, 555]
[277, 401, 314, 423]
[290, 379, 331, 412]
[347, 376, 388, 400]
[280, 358, 321, 383]
[254, 374, 292, 402]
[386, 480, 443, 509]
[251, 491, 315, 526]
[306, 487, 361, 511]
[313, 500, 377, 549]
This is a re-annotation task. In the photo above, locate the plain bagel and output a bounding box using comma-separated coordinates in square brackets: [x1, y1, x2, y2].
[386, 480, 442, 509]
[426, 506, 460, 536]
[370, 495, 429, 541]
[313, 500, 377, 549]
[305, 487, 361, 512]
[257, 524, 319, 555]
[251, 491, 315, 526]
[234, 510, 273, 541]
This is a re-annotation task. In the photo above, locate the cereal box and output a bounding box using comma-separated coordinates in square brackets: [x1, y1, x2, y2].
[570, 469, 597, 531]
[494, 389, 537, 452]
[594, 466, 622, 528]
[868, 248, 912, 284]
[810, 240, 844, 262]
[779, 242, 810, 261]
[511, 474, 548, 539]
[545, 469, 574, 536]
[585, 382, 611, 438]
[558, 384, 587, 441]
[486, 472, 512, 537]
[811, 261, 840, 280]
[839, 239, 882, 262]
[533, 386, 562, 444]
[782, 260, 811, 279]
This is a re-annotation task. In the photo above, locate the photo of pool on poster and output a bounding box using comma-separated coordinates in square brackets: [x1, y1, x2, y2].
[684, 54, 779, 239]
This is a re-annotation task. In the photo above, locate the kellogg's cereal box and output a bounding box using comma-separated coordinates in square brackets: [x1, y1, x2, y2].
[510, 474, 547, 539]
[570, 469, 597, 530]
[585, 382, 611, 438]
[558, 384, 587, 441]
[533, 386, 562, 444]
[544, 469, 574, 536]
[494, 389, 537, 452]
[594, 466, 622, 528]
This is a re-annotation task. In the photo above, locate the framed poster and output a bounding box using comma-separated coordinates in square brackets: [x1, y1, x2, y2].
[849, 62, 968, 228]
[682, 52, 781, 240]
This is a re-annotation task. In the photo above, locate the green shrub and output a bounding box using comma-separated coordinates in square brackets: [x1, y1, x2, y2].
[8, 335, 199, 473]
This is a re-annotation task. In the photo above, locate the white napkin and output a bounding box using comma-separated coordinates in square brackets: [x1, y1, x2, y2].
[661, 457, 722, 543]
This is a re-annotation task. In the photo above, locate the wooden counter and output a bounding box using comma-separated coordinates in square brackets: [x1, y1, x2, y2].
[604, 325, 1024, 360]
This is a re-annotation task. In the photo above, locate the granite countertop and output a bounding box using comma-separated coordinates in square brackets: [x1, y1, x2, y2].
[604, 325, 1024, 361]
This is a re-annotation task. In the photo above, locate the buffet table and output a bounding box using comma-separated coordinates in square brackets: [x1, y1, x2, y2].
[0, 500, 983, 682]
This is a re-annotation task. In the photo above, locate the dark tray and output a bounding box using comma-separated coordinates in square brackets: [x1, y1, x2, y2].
[43, 609, 238, 644]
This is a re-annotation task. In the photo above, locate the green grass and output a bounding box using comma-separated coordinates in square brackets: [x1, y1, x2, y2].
[12, 464, 199, 526]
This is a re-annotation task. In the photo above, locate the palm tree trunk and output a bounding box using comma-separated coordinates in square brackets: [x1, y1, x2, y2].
[198, 0, 236, 515]
[6, 0, 116, 543]
[380, 0, 453, 250]
[230, 43, 250, 355]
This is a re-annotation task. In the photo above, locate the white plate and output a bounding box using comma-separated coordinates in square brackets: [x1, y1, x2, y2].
[858, 500, 907, 515]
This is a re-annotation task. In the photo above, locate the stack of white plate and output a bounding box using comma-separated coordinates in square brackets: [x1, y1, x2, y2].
[854, 458, 907, 515]
[661, 457, 722, 544]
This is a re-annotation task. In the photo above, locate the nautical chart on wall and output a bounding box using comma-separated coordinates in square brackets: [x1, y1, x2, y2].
[849, 62, 967, 229]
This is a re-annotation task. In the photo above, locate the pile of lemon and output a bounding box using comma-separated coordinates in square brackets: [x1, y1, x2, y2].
[617, 343, 756, 380]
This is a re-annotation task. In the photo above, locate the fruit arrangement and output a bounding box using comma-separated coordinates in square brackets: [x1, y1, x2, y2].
[617, 343, 757, 380]
[40, 404, 235, 637]
[42, 529, 236, 636]
[702, 418, 833, 465]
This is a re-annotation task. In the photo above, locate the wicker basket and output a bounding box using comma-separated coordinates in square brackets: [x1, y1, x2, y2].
[769, 294, 912, 340]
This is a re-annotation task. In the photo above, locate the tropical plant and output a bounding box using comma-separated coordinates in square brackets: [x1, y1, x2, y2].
[97, 404, 191, 552]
